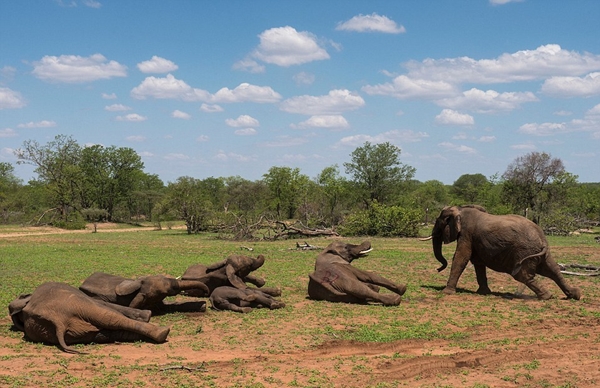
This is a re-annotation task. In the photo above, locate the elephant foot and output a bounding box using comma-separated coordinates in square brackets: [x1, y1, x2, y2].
[476, 287, 492, 295]
[395, 284, 407, 296]
[269, 301, 285, 310]
[150, 326, 170, 343]
[536, 291, 553, 300]
[240, 307, 253, 313]
[567, 287, 582, 300]
[442, 287, 456, 295]
[382, 294, 402, 306]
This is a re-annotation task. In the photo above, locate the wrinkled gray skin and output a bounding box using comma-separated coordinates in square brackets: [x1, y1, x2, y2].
[80, 272, 209, 311]
[8, 282, 170, 354]
[181, 254, 281, 297]
[209, 286, 286, 313]
[428, 205, 581, 300]
[308, 241, 407, 306]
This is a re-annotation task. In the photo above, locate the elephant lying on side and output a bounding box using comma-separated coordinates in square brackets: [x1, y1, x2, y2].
[8, 282, 170, 353]
[308, 241, 407, 306]
[80, 272, 210, 312]
[209, 286, 286, 313]
[424, 205, 581, 300]
[181, 254, 281, 297]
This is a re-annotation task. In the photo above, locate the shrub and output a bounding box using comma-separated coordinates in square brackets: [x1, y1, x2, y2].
[338, 202, 421, 237]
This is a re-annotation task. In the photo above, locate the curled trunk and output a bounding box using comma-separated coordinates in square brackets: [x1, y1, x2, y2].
[433, 235, 448, 272]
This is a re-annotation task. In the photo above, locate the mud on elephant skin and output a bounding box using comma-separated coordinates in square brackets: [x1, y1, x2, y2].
[308, 241, 407, 306]
[209, 286, 286, 313]
[181, 254, 281, 297]
[424, 205, 581, 300]
[8, 282, 170, 353]
[79, 272, 209, 312]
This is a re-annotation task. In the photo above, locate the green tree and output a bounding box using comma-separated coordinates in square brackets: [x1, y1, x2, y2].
[162, 176, 212, 234]
[0, 162, 23, 223]
[315, 165, 348, 226]
[409, 180, 449, 223]
[344, 142, 415, 206]
[263, 166, 309, 219]
[452, 173, 488, 204]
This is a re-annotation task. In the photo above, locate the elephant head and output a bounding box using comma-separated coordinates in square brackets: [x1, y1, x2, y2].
[8, 293, 31, 331]
[224, 254, 266, 289]
[322, 240, 372, 264]
[430, 205, 487, 272]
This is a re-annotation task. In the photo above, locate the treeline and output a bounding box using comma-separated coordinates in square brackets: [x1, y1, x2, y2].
[1, 135, 598, 239]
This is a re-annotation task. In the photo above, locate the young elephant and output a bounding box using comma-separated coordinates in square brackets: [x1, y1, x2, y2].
[209, 286, 286, 313]
[308, 241, 407, 306]
[8, 282, 170, 353]
[181, 254, 281, 297]
[79, 272, 209, 312]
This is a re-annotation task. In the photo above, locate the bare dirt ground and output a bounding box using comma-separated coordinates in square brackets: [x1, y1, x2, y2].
[1, 226, 599, 387]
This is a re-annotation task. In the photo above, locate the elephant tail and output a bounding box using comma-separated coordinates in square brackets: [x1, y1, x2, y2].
[511, 246, 548, 276]
[55, 325, 85, 354]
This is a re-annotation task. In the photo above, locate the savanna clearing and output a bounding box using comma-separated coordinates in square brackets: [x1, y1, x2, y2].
[1, 223, 599, 388]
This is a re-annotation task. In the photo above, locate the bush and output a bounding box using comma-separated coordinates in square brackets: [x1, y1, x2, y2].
[53, 219, 87, 230]
[338, 202, 421, 237]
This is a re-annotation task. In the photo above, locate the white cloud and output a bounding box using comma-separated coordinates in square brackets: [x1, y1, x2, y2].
[293, 71, 315, 86]
[263, 136, 309, 147]
[139, 151, 154, 157]
[200, 103, 223, 113]
[116, 113, 147, 122]
[212, 83, 282, 103]
[336, 130, 429, 148]
[280, 89, 365, 115]
[214, 151, 256, 162]
[234, 128, 257, 136]
[251, 26, 330, 67]
[225, 115, 259, 128]
[511, 143, 536, 150]
[101, 93, 117, 99]
[435, 109, 474, 126]
[0, 87, 26, 109]
[82, 0, 101, 8]
[518, 103, 600, 136]
[17, 120, 57, 128]
[0, 128, 17, 138]
[126, 135, 146, 142]
[32, 54, 127, 83]
[438, 142, 477, 154]
[104, 104, 131, 111]
[232, 58, 265, 74]
[196, 135, 209, 142]
[131, 74, 210, 101]
[478, 136, 497, 142]
[436, 88, 538, 113]
[137, 56, 179, 74]
[336, 13, 406, 34]
[554, 110, 572, 116]
[1, 66, 16, 80]
[292, 115, 349, 129]
[541, 72, 600, 97]
[172, 110, 191, 119]
[362, 75, 456, 100]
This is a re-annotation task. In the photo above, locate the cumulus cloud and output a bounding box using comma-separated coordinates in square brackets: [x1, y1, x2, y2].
[435, 109, 475, 126]
[0, 128, 17, 138]
[250, 26, 330, 67]
[336, 13, 406, 34]
[336, 130, 429, 148]
[541, 72, 600, 97]
[511, 143, 536, 150]
[171, 110, 191, 119]
[292, 115, 349, 129]
[438, 142, 477, 154]
[131, 74, 210, 101]
[0, 87, 26, 109]
[116, 113, 147, 122]
[212, 83, 282, 103]
[518, 104, 600, 136]
[232, 59, 265, 74]
[104, 104, 131, 111]
[225, 115, 259, 128]
[436, 88, 538, 113]
[280, 89, 365, 115]
[196, 135, 209, 142]
[32, 54, 127, 83]
[17, 120, 57, 128]
[137, 56, 179, 74]
[126, 135, 146, 142]
[234, 128, 257, 136]
[293, 71, 315, 86]
[200, 103, 223, 113]
[362, 75, 456, 100]
[478, 135, 497, 142]
[101, 93, 117, 99]
[214, 151, 256, 162]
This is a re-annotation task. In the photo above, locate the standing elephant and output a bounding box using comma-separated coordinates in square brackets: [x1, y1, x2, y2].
[8, 282, 170, 353]
[425, 205, 581, 300]
[209, 286, 286, 313]
[79, 272, 210, 311]
[181, 254, 281, 297]
[307, 241, 407, 306]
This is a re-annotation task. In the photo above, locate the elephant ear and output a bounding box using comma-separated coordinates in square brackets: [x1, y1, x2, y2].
[115, 279, 142, 296]
[206, 259, 228, 272]
[444, 212, 461, 244]
[226, 264, 248, 289]
[8, 294, 31, 331]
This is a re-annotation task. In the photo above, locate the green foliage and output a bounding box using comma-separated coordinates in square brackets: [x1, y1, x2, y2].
[338, 202, 421, 237]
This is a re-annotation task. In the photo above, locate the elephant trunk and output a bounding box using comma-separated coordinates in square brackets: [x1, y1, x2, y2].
[177, 279, 210, 296]
[433, 234, 448, 272]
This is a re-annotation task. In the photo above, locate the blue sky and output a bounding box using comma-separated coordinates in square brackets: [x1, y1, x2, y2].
[1, 0, 600, 185]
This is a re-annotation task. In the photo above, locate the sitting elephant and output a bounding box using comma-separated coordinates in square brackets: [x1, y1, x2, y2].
[308, 241, 407, 306]
[209, 286, 286, 313]
[79, 272, 210, 312]
[181, 254, 281, 297]
[423, 205, 581, 300]
[8, 282, 170, 353]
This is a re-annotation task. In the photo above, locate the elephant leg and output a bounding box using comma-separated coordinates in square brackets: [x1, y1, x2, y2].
[536, 260, 582, 300]
[473, 263, 491, 295]
[245, 290, 285, 310]
[444, 252, 470, 294]
[512, 259, 552, 300]
[345, 266, 406, 296]
[98, 300, 152, 322]
[334, 277, 401, 306]
[249, 286, 281, 297]
[366, 283, 380, 293]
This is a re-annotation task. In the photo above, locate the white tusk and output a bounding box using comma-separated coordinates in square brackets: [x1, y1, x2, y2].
[419, 236, 433, 241]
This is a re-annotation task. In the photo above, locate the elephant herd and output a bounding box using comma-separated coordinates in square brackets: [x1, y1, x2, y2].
[8, 205, 582, 353]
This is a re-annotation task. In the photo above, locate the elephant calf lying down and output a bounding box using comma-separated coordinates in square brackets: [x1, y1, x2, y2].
[209, 286, 286, 313]
[80, 272, 209, 312]
[308, 241, 407, 306]
[181, 254, 281, 297]
[9, 282, 170, 353]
